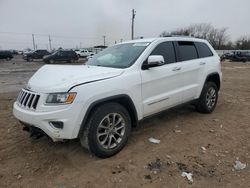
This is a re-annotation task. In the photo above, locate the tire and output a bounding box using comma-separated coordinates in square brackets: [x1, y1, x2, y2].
[80, 103, 131, 158]
[6, 57, 11, 61]
[27, 57, 33, 62]
[196, 82, 218, 113]
[70, 59, 75, 63]
[242, 58, 247, 63]
[49, 59, 55, 64]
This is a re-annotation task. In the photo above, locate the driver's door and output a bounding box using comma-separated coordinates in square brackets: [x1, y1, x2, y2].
[140, 41, 184, 117]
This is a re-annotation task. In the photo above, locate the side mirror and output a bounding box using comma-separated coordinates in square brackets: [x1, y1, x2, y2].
[142, 55, 165, 70]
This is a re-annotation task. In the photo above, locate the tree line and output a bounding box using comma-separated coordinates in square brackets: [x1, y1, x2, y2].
[160, 23, 250, 50]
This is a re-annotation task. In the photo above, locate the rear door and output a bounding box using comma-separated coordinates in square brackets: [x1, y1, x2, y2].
[56, 51, 65, 61]
[175, 41, 210, 102]
[140, 41, 184, 117]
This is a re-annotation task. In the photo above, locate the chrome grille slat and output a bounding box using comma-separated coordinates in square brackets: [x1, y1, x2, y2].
[18, 91, 25, 102]
[17, 91, 23, 102]
[16, 89, 40, 110]
[22, 93, 29, 106]
[27, 94, 35, 108]
[30, 94, 36, 108]
[32, 95, 40, 109]
[20, 93, 27, 104]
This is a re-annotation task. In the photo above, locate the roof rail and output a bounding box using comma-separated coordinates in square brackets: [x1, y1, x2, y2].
[163, 35, 194, 38]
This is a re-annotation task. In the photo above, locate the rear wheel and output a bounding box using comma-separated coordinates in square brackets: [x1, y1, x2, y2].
[242, 58, 247, 63]
[196, 82, 218, 113]
[80, 103, 131, 158]
[70, 59, 75, 63]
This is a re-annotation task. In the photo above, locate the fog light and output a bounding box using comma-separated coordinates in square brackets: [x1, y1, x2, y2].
[50, 121, 64, 129]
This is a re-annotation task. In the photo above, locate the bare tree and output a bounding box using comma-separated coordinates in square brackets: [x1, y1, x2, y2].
[235, 36, 250, 50]
[160, 23, 230, 50]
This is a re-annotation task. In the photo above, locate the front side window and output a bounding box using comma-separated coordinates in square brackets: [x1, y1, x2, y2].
[178, 41, 198, 61]
[87, 43, 149, 68]
[150, 42, 176, 64]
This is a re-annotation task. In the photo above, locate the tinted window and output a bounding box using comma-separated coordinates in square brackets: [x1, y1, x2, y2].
[178, 41, 198, 61]
[150, 42, 176, 64]
[195, 42, 213, 58]
[66, 51, 72, 56]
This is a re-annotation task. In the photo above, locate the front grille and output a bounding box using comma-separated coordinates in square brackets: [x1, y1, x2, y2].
[17, 89, 40, 110]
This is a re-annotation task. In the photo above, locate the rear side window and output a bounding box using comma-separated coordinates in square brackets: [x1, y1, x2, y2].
[195, 42, 213, 58]
[150, 42, 176, 64]
[177, 41, 198, 61]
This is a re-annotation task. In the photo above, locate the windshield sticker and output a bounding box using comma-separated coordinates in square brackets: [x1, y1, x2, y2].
[133, 43, 150, 47]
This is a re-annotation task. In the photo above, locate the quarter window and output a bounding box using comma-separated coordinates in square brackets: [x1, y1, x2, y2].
[195, 42, 213, 58]
[178, 41, 198, 61]
[150, 42, 176, 64]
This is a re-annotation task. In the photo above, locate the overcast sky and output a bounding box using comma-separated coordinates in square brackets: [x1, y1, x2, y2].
[0, 0, 250, 50]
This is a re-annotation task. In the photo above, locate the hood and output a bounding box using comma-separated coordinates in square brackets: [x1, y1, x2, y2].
[27, 65, 124, 93]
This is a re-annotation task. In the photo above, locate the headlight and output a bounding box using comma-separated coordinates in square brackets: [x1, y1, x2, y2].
[46, 92, 77, 104]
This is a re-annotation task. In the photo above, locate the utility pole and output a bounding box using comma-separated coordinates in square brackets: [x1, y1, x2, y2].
[49, 35, 52, 51]
[32, 34, 35, 50]
[131, 9, 136, 40]
[120, 39, 123, 43]
[103, 35, 106, 46]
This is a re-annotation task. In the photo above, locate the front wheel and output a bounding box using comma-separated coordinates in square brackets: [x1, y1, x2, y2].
[196, 82, 218, 113]
[80, 103, 131, 158]
[27, 57, 33, 62]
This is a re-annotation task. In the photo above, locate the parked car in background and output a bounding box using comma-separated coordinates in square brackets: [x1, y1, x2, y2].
[221, 51, 250, 62]
[13, 37, 221, 158]
[43, 50, 79, 64]
[220, 52, 234, 61]
[75, 49, 95, 58]
[0, 50, 13, 61]
[23, 50, 50, 62]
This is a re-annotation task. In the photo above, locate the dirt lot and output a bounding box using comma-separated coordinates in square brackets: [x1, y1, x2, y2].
[0, 57, 250, 188]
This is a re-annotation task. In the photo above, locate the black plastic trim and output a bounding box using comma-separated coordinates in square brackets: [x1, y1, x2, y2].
[77, 94, 138, 137]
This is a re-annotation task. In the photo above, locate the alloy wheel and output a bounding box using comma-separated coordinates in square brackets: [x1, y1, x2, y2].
[97, 113, 126, 149]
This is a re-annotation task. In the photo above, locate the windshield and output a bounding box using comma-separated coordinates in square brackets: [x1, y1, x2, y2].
[52, 51, 59, 55]
[87, 42, 149, 68]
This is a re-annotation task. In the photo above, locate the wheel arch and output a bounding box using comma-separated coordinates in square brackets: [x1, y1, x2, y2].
[205, 72, 221, 90]
[77, 94, 138, 138]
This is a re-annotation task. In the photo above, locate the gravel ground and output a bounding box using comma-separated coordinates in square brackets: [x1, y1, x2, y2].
[0, 56, 250, 188]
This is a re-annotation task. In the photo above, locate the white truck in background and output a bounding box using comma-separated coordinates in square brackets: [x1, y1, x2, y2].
[75, 49, 95, 58]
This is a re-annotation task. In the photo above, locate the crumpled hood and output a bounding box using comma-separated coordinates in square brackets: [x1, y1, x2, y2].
[27, 65, 124, 93]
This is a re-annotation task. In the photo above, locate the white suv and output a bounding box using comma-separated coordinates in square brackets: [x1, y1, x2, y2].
[13, 37, 222, 158]
[75, 49, 95, 58]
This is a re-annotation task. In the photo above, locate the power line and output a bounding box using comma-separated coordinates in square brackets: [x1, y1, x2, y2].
[0, 31, 101, 40]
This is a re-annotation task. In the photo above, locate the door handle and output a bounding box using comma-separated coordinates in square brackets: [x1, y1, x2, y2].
[172, 67, 181, 71]
[200, 62, 206, 65]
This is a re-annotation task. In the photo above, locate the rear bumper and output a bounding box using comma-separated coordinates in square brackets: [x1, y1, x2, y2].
[13, 102, 81, 141]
